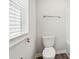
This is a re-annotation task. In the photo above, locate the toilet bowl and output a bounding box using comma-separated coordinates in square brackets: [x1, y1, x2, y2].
[43, 47, 55, 59]
[42, 35, 56, 59]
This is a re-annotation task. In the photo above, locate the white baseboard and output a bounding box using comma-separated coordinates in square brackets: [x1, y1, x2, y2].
[56, 50, 66, 54]
[35, 50, 70, 59]
[56, 50, 70, 58]
[35, 53, 42, 58]
[65, 50, 70, 58]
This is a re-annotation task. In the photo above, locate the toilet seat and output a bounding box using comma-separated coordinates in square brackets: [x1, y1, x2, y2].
[43, 47, 55, 58]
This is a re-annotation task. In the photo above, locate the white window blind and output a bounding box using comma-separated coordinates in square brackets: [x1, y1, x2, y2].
[9, 0, 28, 39]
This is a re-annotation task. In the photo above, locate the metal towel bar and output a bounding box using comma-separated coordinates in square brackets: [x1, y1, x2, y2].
[43, 16, 61, 18]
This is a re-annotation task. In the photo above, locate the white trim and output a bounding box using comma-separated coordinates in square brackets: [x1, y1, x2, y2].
[65, 50, 70, 58]
[35, 53, 42, 58]
[56, 50, 70, 58]
[66, 52, 70, 58]
[35, 53, 42, 59]
[9, 34, 28, 48]
[35, 50, 70, 59]
[10, 32, 27, 40]
[56, 50, 66, 54]
[9, 38, 26, 48]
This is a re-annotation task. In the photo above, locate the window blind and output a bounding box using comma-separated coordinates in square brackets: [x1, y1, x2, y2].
[9, 0, 25, 39]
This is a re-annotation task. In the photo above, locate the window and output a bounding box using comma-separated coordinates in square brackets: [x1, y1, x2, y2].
[9, 0, 29, 39]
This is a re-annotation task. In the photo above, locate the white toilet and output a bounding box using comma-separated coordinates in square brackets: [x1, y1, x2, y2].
[42, 35, 56, 59]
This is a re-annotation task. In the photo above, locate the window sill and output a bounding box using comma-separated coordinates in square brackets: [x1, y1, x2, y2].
[9, 32, 28, 40]
[9, 33, 28, 48]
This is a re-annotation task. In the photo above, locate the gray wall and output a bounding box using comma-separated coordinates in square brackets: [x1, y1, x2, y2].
[9, 0, 36, 59]
[36, 0, 70, 53]
[66, 5, 70, 56]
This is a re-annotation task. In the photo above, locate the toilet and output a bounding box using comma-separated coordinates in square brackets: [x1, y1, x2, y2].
[42, 35, 56, 59]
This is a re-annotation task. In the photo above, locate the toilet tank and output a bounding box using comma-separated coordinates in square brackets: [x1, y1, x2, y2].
[43, 35, 55, 48]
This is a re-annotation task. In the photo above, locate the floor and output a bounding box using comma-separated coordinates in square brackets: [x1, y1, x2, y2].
[36, 53, 69, 59]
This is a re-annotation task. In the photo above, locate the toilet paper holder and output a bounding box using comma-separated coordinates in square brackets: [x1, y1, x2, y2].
[26, 37, 30, 43]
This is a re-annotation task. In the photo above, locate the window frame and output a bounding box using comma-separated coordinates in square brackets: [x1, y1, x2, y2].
[9, 0, 29, 40]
